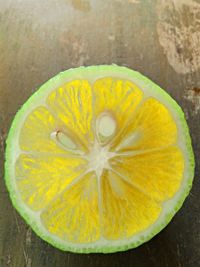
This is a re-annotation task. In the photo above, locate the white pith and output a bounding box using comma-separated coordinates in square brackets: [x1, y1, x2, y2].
[6, 66, 193, 252]
[87, 141, 115, 178]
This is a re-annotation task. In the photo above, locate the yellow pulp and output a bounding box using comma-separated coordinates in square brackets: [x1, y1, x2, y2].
[16, 78, 184, 243]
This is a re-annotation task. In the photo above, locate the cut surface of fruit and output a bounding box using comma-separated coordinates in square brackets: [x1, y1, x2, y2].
[5, 65, 194, 253]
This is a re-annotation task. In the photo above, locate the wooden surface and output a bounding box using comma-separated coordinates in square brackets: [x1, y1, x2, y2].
[0, 0, 200, 266]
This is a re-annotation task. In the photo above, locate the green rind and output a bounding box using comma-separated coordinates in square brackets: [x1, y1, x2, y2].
[4, 65, 195, 253]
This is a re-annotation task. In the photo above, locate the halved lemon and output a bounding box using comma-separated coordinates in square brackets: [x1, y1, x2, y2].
[5, 65, 194, 253]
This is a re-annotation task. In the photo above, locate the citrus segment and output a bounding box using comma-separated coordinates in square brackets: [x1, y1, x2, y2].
[111, 146, 184, 202]
[101, 170, 161, 240]
[41, 172, 100, 243]
[114, 98, 177, 152]
[19, 106, 67, 153]
[46, 80, 93, 148]
[15, 154, 87, 210]
[93, 78, 143, 133]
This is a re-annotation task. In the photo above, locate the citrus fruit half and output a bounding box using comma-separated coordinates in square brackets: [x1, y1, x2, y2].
[5, 65, 194, 253]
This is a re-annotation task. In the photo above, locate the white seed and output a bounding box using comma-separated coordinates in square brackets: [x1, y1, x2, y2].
[97, 113, 116, 138]
[51, 131, 77, 150]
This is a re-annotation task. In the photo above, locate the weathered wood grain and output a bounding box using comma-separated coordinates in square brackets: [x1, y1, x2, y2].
[0, 0, 199, 266]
